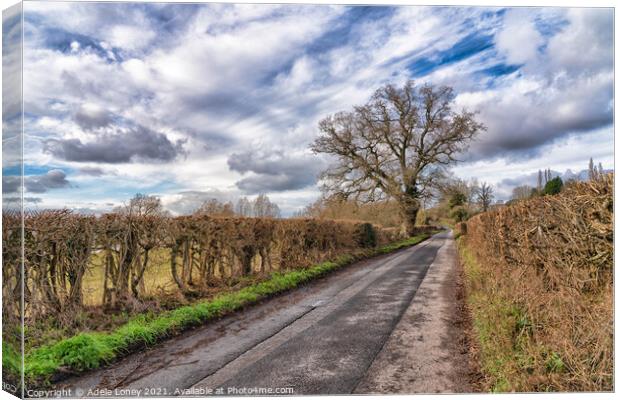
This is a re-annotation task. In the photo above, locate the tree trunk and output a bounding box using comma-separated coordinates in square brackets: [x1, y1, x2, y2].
[67, 266, 85, 308]
[131, 248, 150, 298]
[259, 248, 270, 274]
[170, 242, 187, 292]
[182, 240, 191, 284]
[402, 208, 419, 237]
[102, 250, 114, 306]
[117, 235, 136, 304]
[241, 246, 254, 276]
[400, 195, 420, 237]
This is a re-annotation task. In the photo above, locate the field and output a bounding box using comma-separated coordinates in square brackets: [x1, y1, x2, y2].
[82, 249, 175, 306]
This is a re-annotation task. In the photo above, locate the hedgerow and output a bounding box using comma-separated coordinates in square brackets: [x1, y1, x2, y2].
[2, 214, 405, 323]
[11, 232, 432, 384]
[459, 174, 612, 391]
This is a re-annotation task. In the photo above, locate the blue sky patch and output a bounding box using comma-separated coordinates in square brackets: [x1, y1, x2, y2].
[408, 32, 494, 77]
[478, 63, 521, 77]
[2, 165, 73, 177]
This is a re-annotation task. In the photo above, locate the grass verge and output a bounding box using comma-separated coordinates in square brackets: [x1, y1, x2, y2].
[13, 232, 435, 385]
[457, 237, 536, 392]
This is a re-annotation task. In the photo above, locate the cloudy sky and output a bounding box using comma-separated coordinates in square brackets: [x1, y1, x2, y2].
[3, 2, 614, 214]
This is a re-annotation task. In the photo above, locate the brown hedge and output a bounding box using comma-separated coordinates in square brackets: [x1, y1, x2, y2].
[2, 212, 408, 322]
[461, 174, 613, 391]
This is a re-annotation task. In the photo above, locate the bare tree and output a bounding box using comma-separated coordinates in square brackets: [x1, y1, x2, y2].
[311, 81, 484, 235]
[115, 193, 167, 216]
[196, 198, 235, 217]
[588, 157, 596, 180]
[544, 168, 552, 184]
[235, 197, 253, 217]
[103, 194, 169, 308]
[476, 182, 494, 212]
[253, 194, 281, 218]
[511, 185, 533, 201]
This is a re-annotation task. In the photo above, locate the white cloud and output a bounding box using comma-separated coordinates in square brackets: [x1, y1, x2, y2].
[108, 25, 156, 51]
[547, 8, 613, 75]
[495, 9, 543, 65]
[17, 4, 614, 215]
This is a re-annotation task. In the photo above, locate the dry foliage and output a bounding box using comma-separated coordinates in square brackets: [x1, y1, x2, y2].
[3, 213, 403, 324]
[462, 174, 613, 391]
[2, 211, 22, 330]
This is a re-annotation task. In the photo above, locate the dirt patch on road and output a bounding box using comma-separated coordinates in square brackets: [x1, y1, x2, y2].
[354, 233, 480, 393]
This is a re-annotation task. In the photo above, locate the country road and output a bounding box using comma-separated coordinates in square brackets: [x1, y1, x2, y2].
[59, 230, 470, 396]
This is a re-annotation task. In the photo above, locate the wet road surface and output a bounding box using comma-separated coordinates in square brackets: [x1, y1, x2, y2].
[59, 231, 451, 396]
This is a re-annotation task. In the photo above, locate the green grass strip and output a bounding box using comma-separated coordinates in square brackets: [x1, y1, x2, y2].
[2, 340, 21, 378]
[18, 232, 434, 383]
[457, 237, 536, 392]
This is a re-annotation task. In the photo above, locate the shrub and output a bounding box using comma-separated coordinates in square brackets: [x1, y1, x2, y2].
[354, 222, 377, 248]
[10, 214, 398, 319]
[543, 176, 563, 195]
[461, 174, 612, 391]
[454, 222, 467, 238]
[450, 206, 469, 222]
[449, 192, 468, 208]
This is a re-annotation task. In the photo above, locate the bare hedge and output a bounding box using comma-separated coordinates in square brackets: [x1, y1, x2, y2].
[2, 212, 406, 321]
[461, 174, 613, 391]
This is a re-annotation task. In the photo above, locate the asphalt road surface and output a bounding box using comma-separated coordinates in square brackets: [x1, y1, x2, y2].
[60, 231, 456, 396]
